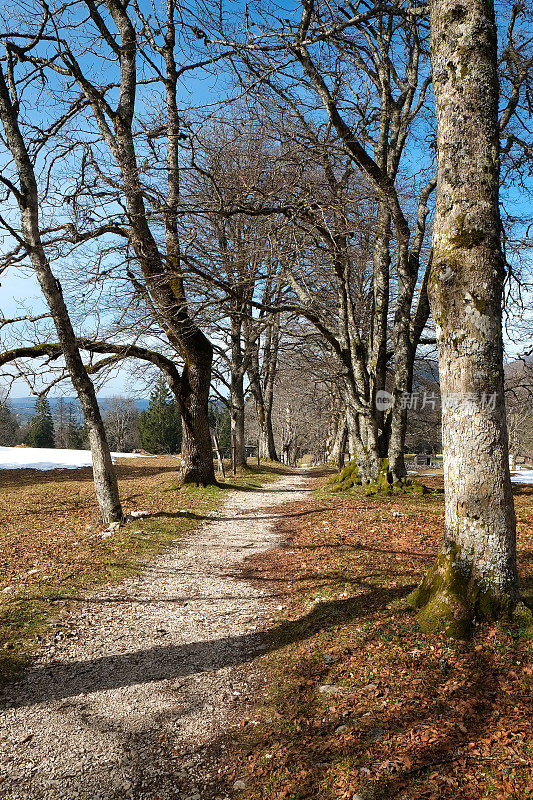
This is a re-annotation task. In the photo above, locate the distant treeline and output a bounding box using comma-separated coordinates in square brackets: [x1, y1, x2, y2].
[0, 381, 232, 455]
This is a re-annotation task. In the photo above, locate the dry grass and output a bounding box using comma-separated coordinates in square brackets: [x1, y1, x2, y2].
[0, 457, 283, 682]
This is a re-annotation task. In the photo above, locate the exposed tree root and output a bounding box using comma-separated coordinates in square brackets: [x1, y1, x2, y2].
[328, 459, 362, 491]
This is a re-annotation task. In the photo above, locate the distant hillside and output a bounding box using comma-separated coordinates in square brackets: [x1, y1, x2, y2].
[7, 397, 150, 422]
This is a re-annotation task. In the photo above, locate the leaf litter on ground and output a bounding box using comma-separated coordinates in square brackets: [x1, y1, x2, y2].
[220, 473, 533, 800]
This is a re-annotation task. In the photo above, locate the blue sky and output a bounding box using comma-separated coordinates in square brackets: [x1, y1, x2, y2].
[1, 0, 531, 398]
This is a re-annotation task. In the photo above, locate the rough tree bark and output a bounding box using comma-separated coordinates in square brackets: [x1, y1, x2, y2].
[179, 341, 216, 484]
[408, 0, 531, 636]
[0, 64, 123, 524]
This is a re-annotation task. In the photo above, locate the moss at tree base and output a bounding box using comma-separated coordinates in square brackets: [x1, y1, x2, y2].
[329, 457, 429, 496]
[407, 545, 532, 638]
[363, 458, 428, 497]
[363, 476, 428, 497]
[328, 459, 362, 491]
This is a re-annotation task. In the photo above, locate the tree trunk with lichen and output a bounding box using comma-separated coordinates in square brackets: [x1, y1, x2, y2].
[408, 0, 530, 636]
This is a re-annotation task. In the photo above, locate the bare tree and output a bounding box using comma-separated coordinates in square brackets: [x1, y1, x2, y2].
[210, 2, 436, 483]
[0, 51, 123, 523]
[505, 358, 533, 467]
[103, 397, 139, 453]
[184, 120, 285, 466]
[246, 303, 282, 461]
[16, 0, 225, 484]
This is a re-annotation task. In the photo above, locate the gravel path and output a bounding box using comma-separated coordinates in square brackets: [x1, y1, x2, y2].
[0, 471, 313, 800]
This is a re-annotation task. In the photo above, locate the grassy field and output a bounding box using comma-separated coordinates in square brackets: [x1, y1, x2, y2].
[0, 457, 284, 683]
[222, 474, 533, 800]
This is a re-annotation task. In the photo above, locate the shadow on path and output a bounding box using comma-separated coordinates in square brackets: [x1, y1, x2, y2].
[0, 588, 409, 710]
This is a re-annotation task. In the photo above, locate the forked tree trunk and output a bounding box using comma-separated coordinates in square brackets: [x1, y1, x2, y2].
[179, 339, 216, 485]
[335, 423, 348, 471]
[328, 415, 348, 468]
[0, 65, 123, 524]
[408, 0, 530, 636]
[387, 355, 415, 482]
[228, 317, 247, 469]
[248, 347, 278, 462]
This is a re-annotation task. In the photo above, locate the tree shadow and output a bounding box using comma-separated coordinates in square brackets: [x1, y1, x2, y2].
[147, 505, 329, 524]
[208, 639, 508, 800]
[511, 483, 533, 496]
[0, 588, 408, 711]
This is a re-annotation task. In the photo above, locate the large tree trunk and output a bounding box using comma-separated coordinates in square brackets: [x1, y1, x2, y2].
[369, 203, 391, 450]
[258, 408, 277, 461]
[256, 385, 278, 462]
[179, 341, 216, 485]
[247, 316, 279, 462]
[408, 0, 529, 636]
[326, 412, 348, 468]
[387, 349, 415, 481]
[344, 382, 380, 482]
[0, 65, 123, 525]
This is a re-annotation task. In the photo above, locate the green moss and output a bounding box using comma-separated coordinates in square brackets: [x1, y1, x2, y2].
[365, 474, 427, 498]
[416, 599, 472, 638]
[449, 228, 485, 250]
[408, 545, 527, 639]
[407, 545, 473, 637]
[511, 601, 533, 631]
[442, 5, 467, 26]
[328, 458, 426, 498]
[328, 460, 361, 492]
[363, 458, 390, 494]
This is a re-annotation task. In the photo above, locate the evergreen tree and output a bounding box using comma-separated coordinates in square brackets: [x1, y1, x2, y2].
[138, 379, 182, 454]
[25, 397, 55, 448]
[66, 422, 84, 449]
[0, 401, 19, 445]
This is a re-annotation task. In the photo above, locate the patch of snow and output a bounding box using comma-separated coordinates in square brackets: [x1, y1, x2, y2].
[0, 446, 145, 471]
[511, 468, 533, 485]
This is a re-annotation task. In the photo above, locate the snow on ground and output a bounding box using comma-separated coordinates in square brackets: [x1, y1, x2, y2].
[0, 446, 145, 471]
[511, 469, 533, 484]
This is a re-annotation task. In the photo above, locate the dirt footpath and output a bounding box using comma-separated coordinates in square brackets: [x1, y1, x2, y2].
[0, 472, 314, 800]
